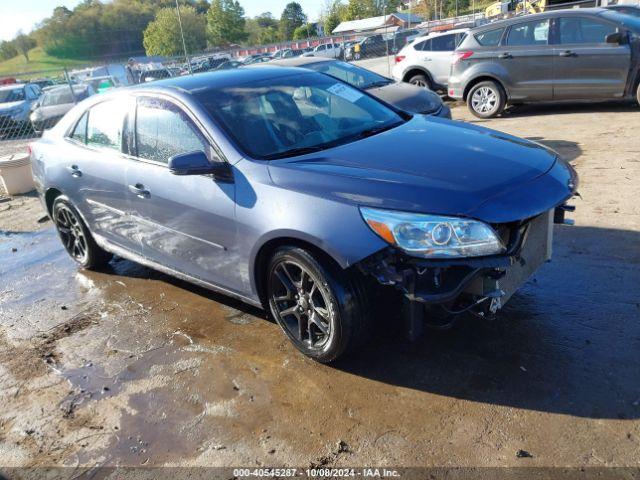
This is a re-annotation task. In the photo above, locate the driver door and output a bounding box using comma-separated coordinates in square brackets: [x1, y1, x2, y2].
[125, 95, 239, 292]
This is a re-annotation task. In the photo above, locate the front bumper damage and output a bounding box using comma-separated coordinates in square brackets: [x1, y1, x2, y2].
[357, 204, 575, 339]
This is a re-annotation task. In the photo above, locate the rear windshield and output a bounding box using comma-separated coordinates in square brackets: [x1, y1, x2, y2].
[474, 27, 505, 46]
[0, 87, 25, 103]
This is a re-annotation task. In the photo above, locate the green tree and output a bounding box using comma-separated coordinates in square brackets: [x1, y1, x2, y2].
[143, 5, 206, 56]
[279, 2, 307, 40]
[207, 0, 247, 46]
[13, 32, 36, 62]
[292, 23, 317, 40]
[0, 41, 18, 61]
[323, 0, 346, 34]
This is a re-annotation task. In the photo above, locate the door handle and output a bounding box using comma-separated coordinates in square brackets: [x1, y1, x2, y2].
[559, 50, 577, 57]
[66, 165, 82, 178]
[128, 183, 150, 199]
[498, 52, 513, 59]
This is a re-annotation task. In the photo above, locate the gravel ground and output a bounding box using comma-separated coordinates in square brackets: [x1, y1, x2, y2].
[0, 102, 639, 475]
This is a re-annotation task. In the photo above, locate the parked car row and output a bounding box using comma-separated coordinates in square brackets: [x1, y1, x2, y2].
[393, 7, 640, 117]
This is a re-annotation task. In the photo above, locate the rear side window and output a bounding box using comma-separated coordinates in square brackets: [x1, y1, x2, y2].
[70, 112, 88, 143]
[475, 28, 505, 46]
[559, 17, 617, 44]
[135, 97, 208, 164]
[86, 100, 127, 151]
[414, 39, 431, 51]
[431, 34, 457, 51]
[506, 19, 549, 46]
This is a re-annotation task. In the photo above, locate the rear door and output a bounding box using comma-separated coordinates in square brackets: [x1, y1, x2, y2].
[553, 15, 630, 99]
[64, 97, 139, 251]
[428, 33, 459, 85]
[499, 18, 554, 100]
[125, 95, 239, 291]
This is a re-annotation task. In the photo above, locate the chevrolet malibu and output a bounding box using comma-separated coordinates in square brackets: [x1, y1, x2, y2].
[31, 68, 578, 363]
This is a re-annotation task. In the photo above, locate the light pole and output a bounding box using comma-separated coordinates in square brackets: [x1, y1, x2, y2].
[175, 0, 193, 75]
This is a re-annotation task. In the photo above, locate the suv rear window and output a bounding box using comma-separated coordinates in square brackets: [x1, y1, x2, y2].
[474, 28, 505, 46]
[506, 19, 549, 46]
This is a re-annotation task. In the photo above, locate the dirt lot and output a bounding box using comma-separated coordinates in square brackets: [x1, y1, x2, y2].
[1, 102, 639, 475]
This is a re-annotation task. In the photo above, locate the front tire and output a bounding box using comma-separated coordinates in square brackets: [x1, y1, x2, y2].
[467, 80, 506, 118]
[52, 197, 112, 269]
[267, 247, 369, 363]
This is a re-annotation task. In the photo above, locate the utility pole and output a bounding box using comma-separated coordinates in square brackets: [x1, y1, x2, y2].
[176, 0, 193, 75]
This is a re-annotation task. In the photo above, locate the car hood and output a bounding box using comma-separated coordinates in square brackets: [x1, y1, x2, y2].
[0, 101, 26, 112]
[268, 115, 576, 224]
[368, 82, 443, 114]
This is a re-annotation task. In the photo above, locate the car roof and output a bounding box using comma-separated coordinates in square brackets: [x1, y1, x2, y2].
[131, 67, 313, 94]
[0, 83, 26, 91]
[411, 28, 469, 43]
[470, 8, 609, 32]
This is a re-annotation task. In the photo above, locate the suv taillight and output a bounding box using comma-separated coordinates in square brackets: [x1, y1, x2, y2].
[452, 51, 474, 64]
[395, 55, 406, 64]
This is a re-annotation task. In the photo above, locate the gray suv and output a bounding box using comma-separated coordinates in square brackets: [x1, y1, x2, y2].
[448, 8, 640, 118]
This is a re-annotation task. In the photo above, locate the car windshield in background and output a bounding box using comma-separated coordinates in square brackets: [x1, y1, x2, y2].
[0, 88, 25, 103]
[306, 61, 392, 90]
[196, 73, 404, 160]
[41, 88, 89, 106]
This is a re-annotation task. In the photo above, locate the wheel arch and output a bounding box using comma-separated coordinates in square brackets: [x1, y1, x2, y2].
[402, 67, 434, 85]
[45, 187, 64, 216]
[251, 233, 351, 309]
[463, 75, 508, 102]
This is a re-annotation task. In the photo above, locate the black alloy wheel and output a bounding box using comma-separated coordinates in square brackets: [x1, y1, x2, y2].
[267, 247, 370, 363]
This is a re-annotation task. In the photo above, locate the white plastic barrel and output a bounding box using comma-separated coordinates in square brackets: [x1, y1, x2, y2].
[0, 153, 35, 195]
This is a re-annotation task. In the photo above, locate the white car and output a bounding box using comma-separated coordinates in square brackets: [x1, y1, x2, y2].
[392, 29, 468, 91]
[302, 43, 343, 59]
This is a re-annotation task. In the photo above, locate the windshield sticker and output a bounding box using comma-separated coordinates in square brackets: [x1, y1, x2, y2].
[327, 83, 363, 103]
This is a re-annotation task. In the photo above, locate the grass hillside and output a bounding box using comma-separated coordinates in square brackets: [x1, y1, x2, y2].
[0, 47, 91, 79]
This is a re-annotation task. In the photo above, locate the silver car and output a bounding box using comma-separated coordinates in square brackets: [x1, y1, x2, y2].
[448, 8, 640, 118]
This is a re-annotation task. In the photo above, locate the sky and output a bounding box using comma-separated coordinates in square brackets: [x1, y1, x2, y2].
[0, 0, 324, 42]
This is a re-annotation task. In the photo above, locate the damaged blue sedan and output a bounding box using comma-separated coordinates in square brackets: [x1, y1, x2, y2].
[31, 67, 578, 362]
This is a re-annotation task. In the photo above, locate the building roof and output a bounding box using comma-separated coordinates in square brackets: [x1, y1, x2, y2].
[332, 13, 423, 34]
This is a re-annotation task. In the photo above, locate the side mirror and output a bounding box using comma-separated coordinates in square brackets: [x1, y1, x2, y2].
[168, 151, 232, 181]
[605, 32, 624, 44]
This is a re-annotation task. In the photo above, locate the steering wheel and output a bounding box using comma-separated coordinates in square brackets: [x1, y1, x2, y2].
[273, 122, 304, 146]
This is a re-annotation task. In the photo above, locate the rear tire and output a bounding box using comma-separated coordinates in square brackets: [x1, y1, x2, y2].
[52, 196, 112, 270]
[267, 246, 370, 363]
[467, 80, 506, 119]
[408, 73, 432, 90]
[636, 81, 640, 107]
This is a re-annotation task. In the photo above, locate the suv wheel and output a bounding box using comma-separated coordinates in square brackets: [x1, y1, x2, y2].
[408, 73, 431, 89]
[267, 246, 370, 363]
[636, 81, 640, 107]
[52, 196, 112, 269]
[467, 80, 506, 119]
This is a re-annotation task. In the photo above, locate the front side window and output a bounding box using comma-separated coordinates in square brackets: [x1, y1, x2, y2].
[86, 99, 127, 151]
[431, 34, 457, 51]
[475, 28, 505, 46]
[506, 19, 549, 46]
[559, 17, 617, 44]
[195, 72, 404, 160]
[135, 97, 208, 164]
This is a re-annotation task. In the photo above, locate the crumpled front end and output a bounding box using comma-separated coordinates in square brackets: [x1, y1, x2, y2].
[356, 204, 575, 338]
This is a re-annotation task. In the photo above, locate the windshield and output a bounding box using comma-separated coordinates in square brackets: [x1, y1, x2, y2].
[306, 61, 392, 89]
[601, 10, 640, 30]
[0, 87, 25, 104]
[195, 72, 404, 160]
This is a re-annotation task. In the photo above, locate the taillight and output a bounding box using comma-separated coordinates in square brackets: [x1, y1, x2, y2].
[395, 55, 406, 64]
[453, 51, 474, 64]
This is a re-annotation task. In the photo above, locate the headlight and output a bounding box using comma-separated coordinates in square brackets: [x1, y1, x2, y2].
[360, 207, 506, 258]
